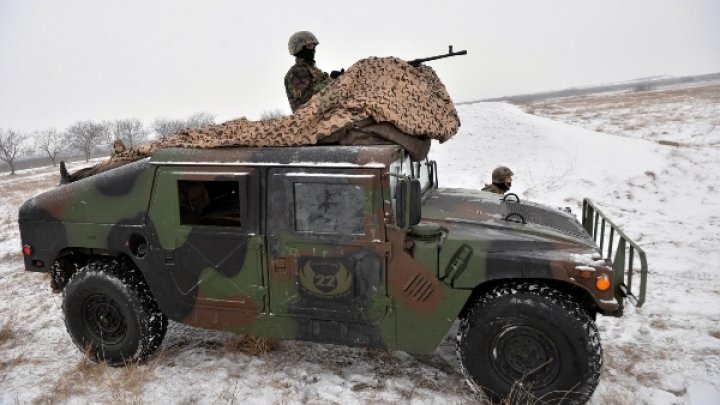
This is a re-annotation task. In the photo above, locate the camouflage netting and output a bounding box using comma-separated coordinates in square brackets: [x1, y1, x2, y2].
[69, 57, 460, 181]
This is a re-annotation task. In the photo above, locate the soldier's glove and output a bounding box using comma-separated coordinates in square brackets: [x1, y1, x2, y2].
[330, 68, 345, 79]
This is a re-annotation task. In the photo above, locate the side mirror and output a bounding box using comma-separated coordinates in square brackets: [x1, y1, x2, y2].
[396, 178, 421, 229]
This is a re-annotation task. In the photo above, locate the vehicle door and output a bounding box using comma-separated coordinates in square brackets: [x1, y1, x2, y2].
[149, 167, 265, 314]
[266, 167, 391, 344]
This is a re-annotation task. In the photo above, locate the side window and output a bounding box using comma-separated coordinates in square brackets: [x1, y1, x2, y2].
[293, 182, 365, 234]
[177, 180, 242, 227]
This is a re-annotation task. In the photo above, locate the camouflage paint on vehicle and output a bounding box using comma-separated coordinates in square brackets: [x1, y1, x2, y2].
[420, 188, 619, 314]
[19, 144, 626, 355]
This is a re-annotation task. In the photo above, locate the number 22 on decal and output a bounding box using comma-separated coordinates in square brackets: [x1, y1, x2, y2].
[314, 274, 336, 288]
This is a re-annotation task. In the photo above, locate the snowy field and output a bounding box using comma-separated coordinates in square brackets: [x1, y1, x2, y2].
[1, 83, 719, 404]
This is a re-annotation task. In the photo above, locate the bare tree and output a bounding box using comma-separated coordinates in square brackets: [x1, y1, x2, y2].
[104, 119, 147, 147]
[34, 128, 66, 166]
[0, 128, 27, 175]
[152, 112, 216, 139]
[185, 112, 216, 129]
[66, 120, 107, 162]
[152, 118, 187, 140]
[260, 108, 287, 121]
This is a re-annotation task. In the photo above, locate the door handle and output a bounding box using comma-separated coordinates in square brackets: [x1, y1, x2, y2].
[272, 256, 288, 274]
[163, 249, 175, 266]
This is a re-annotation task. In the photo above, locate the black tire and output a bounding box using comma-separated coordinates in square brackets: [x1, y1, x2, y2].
[457, 283, 602, 404]
[62, 258, 168, 366]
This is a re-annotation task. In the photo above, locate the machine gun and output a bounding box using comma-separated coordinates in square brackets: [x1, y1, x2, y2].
[408, 45, 467, 67]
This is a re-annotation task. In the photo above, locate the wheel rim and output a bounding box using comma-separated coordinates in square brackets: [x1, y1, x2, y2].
[82, 294, 127, 345]
[490, 325, 561, 389]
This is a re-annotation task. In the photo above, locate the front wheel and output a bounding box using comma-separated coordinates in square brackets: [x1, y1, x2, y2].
[457, 283, 602, 404]
[62, 259, 167, 366]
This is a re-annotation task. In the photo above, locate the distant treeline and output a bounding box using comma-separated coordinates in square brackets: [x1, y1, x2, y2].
[0, 109, 291, 175]
[0, 113, 217, 175]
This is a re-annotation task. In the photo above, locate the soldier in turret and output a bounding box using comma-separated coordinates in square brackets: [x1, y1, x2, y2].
[284, 31, 343, 112]
[482, 166, 514, 194]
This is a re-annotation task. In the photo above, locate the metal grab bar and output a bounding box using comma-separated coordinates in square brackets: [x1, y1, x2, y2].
[582, 198, 648, 307]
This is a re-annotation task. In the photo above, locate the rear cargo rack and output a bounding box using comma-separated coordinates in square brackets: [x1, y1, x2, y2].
[582, 199, 647, 307]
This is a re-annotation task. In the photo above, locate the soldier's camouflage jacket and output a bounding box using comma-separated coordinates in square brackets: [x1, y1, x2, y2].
[481, 183, 507, 194]
[285, 58, 330, 112]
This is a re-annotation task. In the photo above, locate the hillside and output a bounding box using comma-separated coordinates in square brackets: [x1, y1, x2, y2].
[519, 81, 720, 145]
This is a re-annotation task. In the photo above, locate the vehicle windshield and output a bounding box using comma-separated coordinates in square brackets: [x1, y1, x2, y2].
[389, 151, 436, 210]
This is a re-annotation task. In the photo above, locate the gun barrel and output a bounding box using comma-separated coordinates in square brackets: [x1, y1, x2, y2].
[409, 47, 467, 66]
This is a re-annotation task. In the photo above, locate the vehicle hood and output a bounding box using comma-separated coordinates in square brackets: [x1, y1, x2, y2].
[421, 188, 595, 248]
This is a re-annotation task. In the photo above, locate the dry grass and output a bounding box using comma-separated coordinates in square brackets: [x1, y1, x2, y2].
[0, 173, 58, 223]
[591, 389, 631, 405]
[488, 382, 537, 405]
[524, 84, 720, 113]
[352, 381, 385, 392]
[0, 311, 39, 373]
[34, 347, 164, 404]
[0, 313, 16, 344]
[603, 340, 671, 388]
[635, 370, 661, 386]
[0, 216, 14, 227]
[649, 318, 670, 330]
[479, 371, 591, 405]
[520, 82, 720, 143]
[9, 176, 58, 195]
[1, 252, 22, 266]
[657, 140, 681, 147]
[34, 357, 100, 404]
[210, 381, 240, 404]
[1, 352, 26, 369]
[223, 335, 277, 356]
[710, 330, 720, 340]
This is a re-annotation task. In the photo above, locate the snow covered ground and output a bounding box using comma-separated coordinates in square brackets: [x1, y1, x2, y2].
[519, 82, 720, 146]
[1, 85, 719, 404]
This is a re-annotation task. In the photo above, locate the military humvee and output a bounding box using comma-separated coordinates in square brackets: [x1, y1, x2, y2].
[18, 145, 646, 403]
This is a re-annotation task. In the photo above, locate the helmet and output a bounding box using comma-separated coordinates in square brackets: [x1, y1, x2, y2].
[492, 166, 514, 183]
[288, 31, 319, 55]
[113, 139, 125, 147]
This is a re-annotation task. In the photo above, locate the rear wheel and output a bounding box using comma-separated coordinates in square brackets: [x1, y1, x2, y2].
[457, 283, 602, 404]
[62, 258, 167, 366]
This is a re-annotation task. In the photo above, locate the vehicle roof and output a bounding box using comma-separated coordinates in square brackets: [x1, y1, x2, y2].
[149, 145, 404, 169]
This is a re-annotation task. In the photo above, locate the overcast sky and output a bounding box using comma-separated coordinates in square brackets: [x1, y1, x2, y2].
[1, 0, 719, 132]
